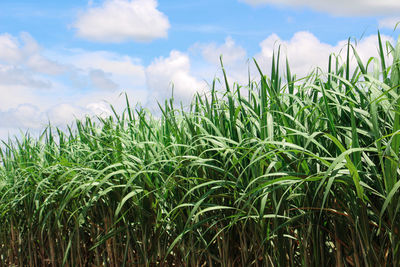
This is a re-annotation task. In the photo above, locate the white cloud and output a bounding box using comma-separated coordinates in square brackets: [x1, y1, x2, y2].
[0, 84, 45, 111]
[146, 51, 207, 104]
[189, 38, 250, 88]
[46, 104, 88, 126]
[62, 50, 146, 89]
[89, 69, 119, 90]
[74, 0, 170, 43]
[255, 31, 394, 78]
[0, 65, 52, 89]
[0, 34, 23, 63]
[0, 33, 148, 138]
[0, 32, 65, 76]
[0, 33, 146, 93]
[86, 102, 113, 119]
[0, 104, 45, 129]
[239, 0, 400, 16]
[188, 33, 395, 93]
[43, 50, 150, 122]
[70, 51, 144, 76]
[26, 54, 65, 75]
[256, 32, 335, 77]
[194, 36, 247, 65]
[379, 17, 400, 29]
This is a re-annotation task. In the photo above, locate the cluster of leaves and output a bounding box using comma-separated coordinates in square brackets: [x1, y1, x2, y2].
[1, 33, 400, 266]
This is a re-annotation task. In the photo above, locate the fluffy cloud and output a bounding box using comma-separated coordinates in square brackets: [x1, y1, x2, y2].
[239, 0, 400, 16]
[379, 17, 400, 29]
[190, 37, 250, 88]
[146, 51, 207, 104]
[89, 69, 119, 91]
[187, 32, 395, 94]
[0, 32, 65, 75]
[74, 0, 170, 43]
[0, 34, 23, 63]
[255, 31, 394, 78]
[0, 104, 45, 129]
[0, 102, 115, 141]
[46, 104, 91, 126]
[194, 37, 247, 65]
[62, 50, 146, 89]
[256, 32, 335, 77]
[0, 33, 148, 138]
[0, 66, 52, 89]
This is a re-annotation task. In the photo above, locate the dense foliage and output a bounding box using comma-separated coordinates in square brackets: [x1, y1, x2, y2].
[1, 33, 400, 266]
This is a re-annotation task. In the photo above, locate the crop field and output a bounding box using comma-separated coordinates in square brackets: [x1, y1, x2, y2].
[0, 33, 400, 266]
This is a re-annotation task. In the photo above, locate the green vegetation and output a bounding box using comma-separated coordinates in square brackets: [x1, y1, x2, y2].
[1, 33, 400, 266]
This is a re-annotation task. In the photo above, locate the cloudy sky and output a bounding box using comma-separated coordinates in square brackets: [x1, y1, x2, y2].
[0, 0, 399, 140]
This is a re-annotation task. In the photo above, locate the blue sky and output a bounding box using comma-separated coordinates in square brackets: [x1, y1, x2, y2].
[0, 0, 399, 140]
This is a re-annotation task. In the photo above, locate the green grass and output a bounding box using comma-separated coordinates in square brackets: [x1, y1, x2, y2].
[1, 32, 400, 266]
